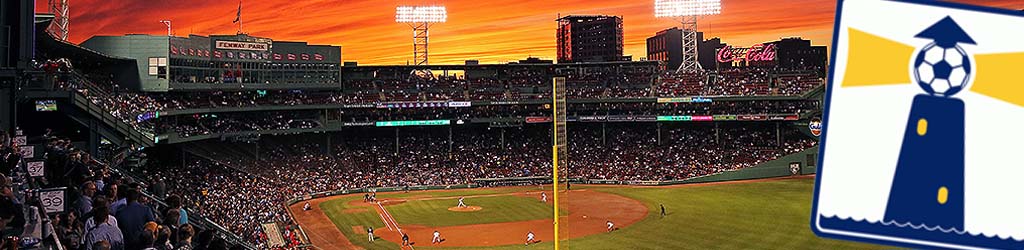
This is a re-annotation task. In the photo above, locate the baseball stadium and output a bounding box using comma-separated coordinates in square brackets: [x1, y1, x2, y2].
[0, 0, 1019, 249]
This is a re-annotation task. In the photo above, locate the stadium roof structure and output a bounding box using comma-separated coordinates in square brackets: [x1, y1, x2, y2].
[33, 17, 136, 72]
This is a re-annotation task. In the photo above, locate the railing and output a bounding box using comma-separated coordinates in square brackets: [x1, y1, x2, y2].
[69, 91, 156, 147]
[35, 70, 159, 147]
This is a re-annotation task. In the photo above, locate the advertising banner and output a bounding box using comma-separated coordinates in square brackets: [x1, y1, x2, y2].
[448, 101, 472, 107]
[375, 120, 451, 127]
[525, 117, 553, 123]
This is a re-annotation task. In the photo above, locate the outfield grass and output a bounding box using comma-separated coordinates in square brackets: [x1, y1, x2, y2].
[320, 178, 887, 250]
[388, 195, 555, 227]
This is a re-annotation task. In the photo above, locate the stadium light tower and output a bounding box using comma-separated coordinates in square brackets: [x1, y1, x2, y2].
[160, 20, 172, 36]
[395, 6, 447, 67]
[48, 0, 69, 41]
[655, 0, 721, 72]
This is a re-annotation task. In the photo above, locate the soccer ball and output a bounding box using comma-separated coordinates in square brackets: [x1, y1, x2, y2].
[913, 43, 972, 96]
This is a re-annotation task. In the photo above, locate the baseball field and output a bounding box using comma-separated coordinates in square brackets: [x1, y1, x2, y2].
[290, 176, 886, 249]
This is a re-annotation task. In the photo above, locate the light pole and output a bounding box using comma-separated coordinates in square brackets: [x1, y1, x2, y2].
[160, 20, 172, 36]
[396, 5, 447, 76]
[655, 0, 721, 72]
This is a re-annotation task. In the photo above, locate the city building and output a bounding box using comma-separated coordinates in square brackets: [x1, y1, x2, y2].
[766, 37, 829, 71]
[646, 27, 682, 71]
[698, 35, 728, 70]
[556, 15, 626, 63]
[649, 29, 730, 71]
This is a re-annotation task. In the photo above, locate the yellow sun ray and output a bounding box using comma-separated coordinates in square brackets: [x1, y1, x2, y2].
[840, 28, 916, 87]
[970, 52, 1024, 107]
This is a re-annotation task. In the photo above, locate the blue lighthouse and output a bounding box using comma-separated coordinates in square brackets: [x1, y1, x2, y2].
[883, 17, 976, 230]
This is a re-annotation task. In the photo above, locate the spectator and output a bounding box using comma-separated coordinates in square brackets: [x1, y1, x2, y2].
[84, 197, 119, 241]
[156, 225, 175, 250]
[176, 224, 195, 250]
[55, 211, 83, 249]
[115, 188, 156, 249]
[165, 195, 188, 226]
[107, 183, 124, 213]
[79, 181, 98, 215]
[138, 222, 159, 250]
[162, 208, 181, 246]
[84, 201, 123, 250]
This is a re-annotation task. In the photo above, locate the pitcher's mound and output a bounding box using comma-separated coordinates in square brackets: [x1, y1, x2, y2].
[448, 206, 483, 212]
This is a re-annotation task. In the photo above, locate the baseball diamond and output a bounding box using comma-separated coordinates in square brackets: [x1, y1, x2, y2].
[290, 177, 883, 249]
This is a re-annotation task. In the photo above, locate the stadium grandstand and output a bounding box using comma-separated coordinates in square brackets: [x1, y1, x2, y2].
[1, 5, 827, 250]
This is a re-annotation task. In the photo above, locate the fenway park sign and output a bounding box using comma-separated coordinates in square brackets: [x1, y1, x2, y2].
[215, 41, 269, 51]
[716, 43, 776, 63]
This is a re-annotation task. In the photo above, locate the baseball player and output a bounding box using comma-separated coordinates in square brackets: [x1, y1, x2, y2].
[526, 231, 536, 245]
[367, 226, 374, 242]
[303, 201, 311, 211]
[606, 221, 615, 232]
[402, 233, 410, 247]
[457, 196, 466, 208]
[660, 204, 667, 218]
[541, 192, 547, 202]
[432, 230, 442, 244]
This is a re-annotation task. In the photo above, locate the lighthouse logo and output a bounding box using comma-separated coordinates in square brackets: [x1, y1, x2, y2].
[812, 0, 1024, 249]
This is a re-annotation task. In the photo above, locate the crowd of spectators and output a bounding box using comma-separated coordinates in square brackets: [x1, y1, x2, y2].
[42, 55, 825, 141]
[569, 123, 815, 180]
[132, 123, 817, 247]
[657, 69, 824, 97]
[560, 65, 658, 99]
[53, 67, 822, 124]
[0, 129, 265, 250]
[36, 64, 825, 144]
[132, 98, 820, 138]
[146, 99, 818, 137]
[137, 157, 303, 248]
[155, 111, 321, 138]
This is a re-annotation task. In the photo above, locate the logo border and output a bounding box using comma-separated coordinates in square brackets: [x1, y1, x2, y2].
[810, 0, 1024, 249]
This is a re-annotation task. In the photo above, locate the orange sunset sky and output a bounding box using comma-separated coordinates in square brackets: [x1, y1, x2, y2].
[36, 0, 1023, 65]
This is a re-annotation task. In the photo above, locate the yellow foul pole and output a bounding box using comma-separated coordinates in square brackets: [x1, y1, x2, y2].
[552, 145, 560, 250]
[552, 77, 561, 250]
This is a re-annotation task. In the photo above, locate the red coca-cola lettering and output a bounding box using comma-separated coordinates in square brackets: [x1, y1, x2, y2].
[716, 43, 777, 63]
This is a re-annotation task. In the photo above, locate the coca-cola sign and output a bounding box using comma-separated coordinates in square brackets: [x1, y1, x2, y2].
[717, 43, 777, 63]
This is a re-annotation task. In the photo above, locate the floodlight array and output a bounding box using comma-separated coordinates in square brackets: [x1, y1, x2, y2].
[654, 0, 721, 17]
[395, 6, 448, 23]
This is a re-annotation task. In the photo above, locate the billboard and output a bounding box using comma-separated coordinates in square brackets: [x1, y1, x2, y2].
[375, 120, 450, 127]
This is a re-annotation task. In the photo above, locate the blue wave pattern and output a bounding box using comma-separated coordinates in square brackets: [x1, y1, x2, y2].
[820, 215, 1024, 249]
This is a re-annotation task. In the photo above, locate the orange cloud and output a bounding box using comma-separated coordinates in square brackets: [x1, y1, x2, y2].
[36, 0, 1023, 65]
